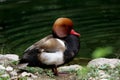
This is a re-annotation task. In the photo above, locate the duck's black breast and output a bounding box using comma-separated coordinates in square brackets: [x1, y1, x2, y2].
[63, 35, 80, 63]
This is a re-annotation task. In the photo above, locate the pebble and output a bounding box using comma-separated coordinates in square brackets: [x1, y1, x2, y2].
[1, 73, 10, 78]
[10, 70, 18, 76]
[58, 64, 82, 72]
[87, 58, 120, 68]
[0, 65, 5, 70]
[4, 54, 19, 61]
[20, 72, 31, 77]
[6, 66, 13, 71]
[19, 72, 38, 79]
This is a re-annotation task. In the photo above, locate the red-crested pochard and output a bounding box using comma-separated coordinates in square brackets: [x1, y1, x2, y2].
[19, 17, 80, 76]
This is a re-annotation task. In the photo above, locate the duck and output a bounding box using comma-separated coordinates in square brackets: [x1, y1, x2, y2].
[19, 17, 80, 76]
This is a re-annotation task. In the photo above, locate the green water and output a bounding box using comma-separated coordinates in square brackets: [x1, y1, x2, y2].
[0, 0, 120, 58]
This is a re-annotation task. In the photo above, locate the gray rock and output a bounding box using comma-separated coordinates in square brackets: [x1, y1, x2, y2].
[58, 64, 82, 72]
[1, 73, 10, 78]
[87, 58, 120, 68]
[3, 54, 19, 61]
[19, 72, 37, 78]
[10, 70, 18, 76]
[0, 65, 5, 70]
[0, 54, 19, 65]
[6, 66, 13, 72]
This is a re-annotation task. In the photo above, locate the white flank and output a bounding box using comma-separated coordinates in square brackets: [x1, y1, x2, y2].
[40, 51, 64, 65]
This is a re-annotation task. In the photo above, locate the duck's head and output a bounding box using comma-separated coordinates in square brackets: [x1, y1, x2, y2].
[52, 17, 80, 38]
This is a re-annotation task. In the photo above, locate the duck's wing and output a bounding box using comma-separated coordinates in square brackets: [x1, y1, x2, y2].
[34, 35, 53, 47]
[25, 35, 66, 53]
[24, 35, 53, 52]
[39, 38, 66, 53]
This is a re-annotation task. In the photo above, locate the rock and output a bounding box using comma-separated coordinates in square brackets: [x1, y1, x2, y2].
[87, 58, 120, 80]
[98, 70, 110, 79]
[18, 72, 38, 80]
[4, 54, 19, 61]
[0, 54, 19, 65]
[0, 65, 5, 70]
[6, 66, 13, 72]
[10, 70, 18, 76]
[87, 58, 120, 68]
[0, 54, 19, 61]
[1, 73, 10, 78]
[19, 72, 37, 78]
[58, 64, 82, 72]
[30, 73, 38, 78]
[0, 54, 4, 59]
[20, 72, 31, 77]
[11, 76, 18, 80]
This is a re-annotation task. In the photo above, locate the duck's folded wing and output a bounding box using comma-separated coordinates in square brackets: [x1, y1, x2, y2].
[25, 35, 66, 53]
[34, 35, 53, 47]
[39, 38, 66, 53]
[24, 35, 53, 52]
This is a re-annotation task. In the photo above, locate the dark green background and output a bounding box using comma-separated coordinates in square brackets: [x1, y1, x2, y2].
[0, 0, 120, 58]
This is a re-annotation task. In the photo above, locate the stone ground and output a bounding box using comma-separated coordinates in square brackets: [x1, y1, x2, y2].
[0, 54, 120, 80]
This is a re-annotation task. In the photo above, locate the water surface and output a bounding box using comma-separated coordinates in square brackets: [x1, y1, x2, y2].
[0, 0, 120, 58]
